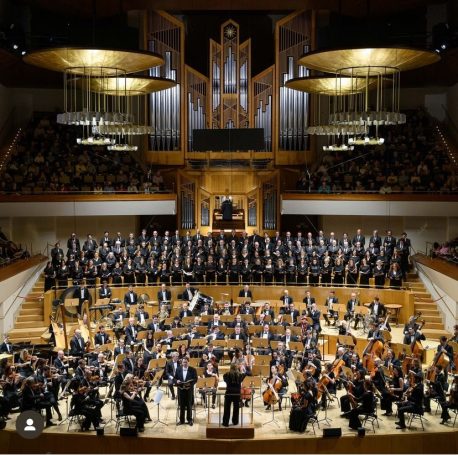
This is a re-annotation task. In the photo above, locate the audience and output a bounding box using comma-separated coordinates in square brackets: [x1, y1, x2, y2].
[0, 115, 169, 194]
[296, 108, 456, 194]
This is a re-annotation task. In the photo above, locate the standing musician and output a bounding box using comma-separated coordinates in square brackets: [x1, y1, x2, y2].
[54, 350, 70, 380]
[70, 329, 87, 359]
[98, 280, 112, 300]
[174, 357, 198, 426]
[368, 296, 386, 319]
[346, 379, 376, 430]
[125, 317, 140, 346]
[120, 374, 148, 432]
[288, 379, 317, 433]
[395, 372, 424, 429]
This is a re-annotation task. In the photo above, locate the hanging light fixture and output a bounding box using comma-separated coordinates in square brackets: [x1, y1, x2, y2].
[296, 48, 440, 144]
[23, 47, 172, 146]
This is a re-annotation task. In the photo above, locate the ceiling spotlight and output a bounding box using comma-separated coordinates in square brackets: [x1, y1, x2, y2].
[13, 44, 18, 50]
[441, 43, 447, 50]
[21, 50, 26, 56]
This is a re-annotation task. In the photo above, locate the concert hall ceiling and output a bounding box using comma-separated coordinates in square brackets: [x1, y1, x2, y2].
[0, 0, 456, 87]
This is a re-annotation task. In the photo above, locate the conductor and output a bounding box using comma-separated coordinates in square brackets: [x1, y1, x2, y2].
[222, 364, 244, 427]
[174, 357, 198, 426]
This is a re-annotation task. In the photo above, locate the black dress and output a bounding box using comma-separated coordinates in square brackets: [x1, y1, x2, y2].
[289, 390, 315, 432]
[222, 371, 244, 426]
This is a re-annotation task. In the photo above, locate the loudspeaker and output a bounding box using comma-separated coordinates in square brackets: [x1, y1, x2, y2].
[96, 427, 104, 436]
[323, 428, 342, 438]
[357, 427, 366, 437]
[120, 427, 138, 437]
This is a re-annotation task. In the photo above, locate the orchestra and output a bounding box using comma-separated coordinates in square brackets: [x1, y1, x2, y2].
[1, 228, 456, 439]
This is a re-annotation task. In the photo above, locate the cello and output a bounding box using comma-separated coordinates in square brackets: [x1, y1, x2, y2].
[426, 347, 450, 382]
[262, 374, 282, 405]
[362, 337, 384, 373]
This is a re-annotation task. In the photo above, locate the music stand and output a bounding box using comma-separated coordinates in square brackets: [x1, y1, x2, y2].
[242, 376, 262, 416]
[338, 335, 356, 349]
[151, 388, 168, 427]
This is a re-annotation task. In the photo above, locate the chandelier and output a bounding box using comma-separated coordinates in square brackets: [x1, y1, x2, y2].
[288, 48, 440, 145]
[23, 48, 175, 146]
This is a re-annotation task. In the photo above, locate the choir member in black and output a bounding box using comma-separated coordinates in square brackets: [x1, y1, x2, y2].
[296, 258, 308, 284]
[57, 260, 70, 288]
[373, 260, 386, 288]
[222, 364, 244, 426]
[263, 258, 275, 285]
[308, 258, 320, 286]
[174, 357, 198, 426]
[275, 258, 286, 285]
[228, 257, 240, 284]
[170, 258, 182, 285]
[216, 258, 227, 285]
[289, 379, 317, 432]
[358, 258, 371, 287]
[111, 262, 123, 285]
[120, 375, 148, 432]
[44, 261, 56, 292]
[332, 257, 345, 286]
[205, 255, 216, 284]
[251, 258, 263, 284]
[320, 257, 332, 286]
[123, 258, 136, 285]
[135, 257, 147, 284]
[395, 373, 424, 429]
[192, 257, 205, 284]
[381, 365, 404, 416]
[240, 259, 252, 284]
[345, 259, 359, 287]
[20, 377, 55, 427]
[388, 262, 403, 289]
[346, 379, 376, 430]
[145, 257, 158, 285]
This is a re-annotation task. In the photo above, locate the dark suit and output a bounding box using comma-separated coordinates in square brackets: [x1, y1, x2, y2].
[124, 291, 138, 306]
[368, 301, 386, 318]
[238, 290, 253, 299]
[157, 289, 172, 303]
[0, 341, 13, 354]
[122, 356, 136, 374]
[403, 332, 426, 345]
[229, 332, 247, 342]
[70, 335, 86, 357]
[181, 287, 197, 302]
[135, 311, 150, 325]
[77, 286, 90, 314]
[165, 360, 180, 399]
[125, 324, 139, 344]
[99, 286, 112, 299]
[280, 295, 294, 306]
[94, 332, 111, 346]
[113, 346, 130, 358]
[174, 365, 198, 423]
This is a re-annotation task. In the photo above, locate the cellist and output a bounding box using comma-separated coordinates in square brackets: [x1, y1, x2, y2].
[263, 365, 286, 411]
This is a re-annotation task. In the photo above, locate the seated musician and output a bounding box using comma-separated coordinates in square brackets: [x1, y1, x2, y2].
[280, 289, 294, 310]
[257, 323, 275, 343]
[203, 343, 223, 363]
[113, 339, 130, 357]
[367, 322, 385, 342]
[122, 351, 136, 374]
[368, 296, 386, 319]
[200, 303, 214, 316]
[219, 301, 233, 316]
[308, 303, 322, 333]
[208, 313, 224, 332]
[207, 326, 225, 342]
[300, 350, 321, 381]
[344, 292, 361, 330]
[70, 384, 103, 431]
[260, 302, 275, 319]
[302, 290, 316, 309]
[319, 362, 337, 410]
[395, 372, 424, 429]
[135, 305, 150, 327]
[340, 368, 365, 414]
[200, 361, 219, 409]
[302, 329, 317, 352]
[70, 329, 87, 359]
[133, 357, 152, 401]
[323, 290, 339, 326]
[112, 363, 127, 398]
[381, 364, 404, 416]
[94, 325, 111, 346]
[157, 283, 172, 305]
[239, 301, 254, 315]
[124, 285, 138, 310]
[377, 314, 392, 332]
[254, 312, 269, 326]
[281, 302, 300, 322]
[20, 377, 56, 427]
[238, 284, 253, 300]
[54, 350, 70, 379]
[90, 353, 111, 385]
[120, 375, 149, 432]
[230, 325, 247, 343]
[125, 317, 140, 346]
[179, 302, 193, 319]
[230, 314, 248, 332]
[280, 328, 298, 349]
[181, 282, 197, 302]
[98, 280, 112, 299]
[146, 315, 161, 333]
[276, 341, 293, 370]
[289, 378, 317, 433]
[346, 379, 376, 430]
[263, 365, 287, 411]
[402, 326, 426, 346]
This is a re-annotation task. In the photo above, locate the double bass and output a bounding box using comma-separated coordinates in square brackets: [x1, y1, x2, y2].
[426, 347, 450, 382]
[362, 338, 384, 373]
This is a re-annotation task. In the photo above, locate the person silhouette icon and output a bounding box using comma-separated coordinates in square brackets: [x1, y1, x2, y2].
[24, 418, 36, 432]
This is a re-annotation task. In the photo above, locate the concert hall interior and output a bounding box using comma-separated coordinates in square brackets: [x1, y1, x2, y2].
[0, 0, 458, 453]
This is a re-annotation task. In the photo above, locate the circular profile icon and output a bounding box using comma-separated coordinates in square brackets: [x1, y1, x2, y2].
[16, 410, 44, 439]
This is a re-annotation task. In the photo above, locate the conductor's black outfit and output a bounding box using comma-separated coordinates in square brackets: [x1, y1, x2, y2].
[222, 371, 244, 426]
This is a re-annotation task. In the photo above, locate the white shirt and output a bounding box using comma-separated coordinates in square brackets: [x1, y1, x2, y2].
[129, 293, 135, 303]
[182, 369, 188, 381]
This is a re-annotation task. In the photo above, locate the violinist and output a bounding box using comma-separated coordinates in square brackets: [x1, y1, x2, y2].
[270, 351, 287, 374]
[440, 375, 458, 424]
[263, 365, 287, 411]
[133, 357, 152, 401]
[120, 375, 148, 432]
[381, 365, 404, 416]
[70, 384, 102, 431]
[16, 349, 36, 378]
[37, 365, 63, 421]
[54, 350, 70, 380]
[395, 372, 424, 429]
[1, 365, 21, 414]
[346, 379, 376, 430]
[340, 368, 365, 414]
[288, 379, 317, 433]
[20, 377, 56, 427]
[90, 353, 111, 385]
